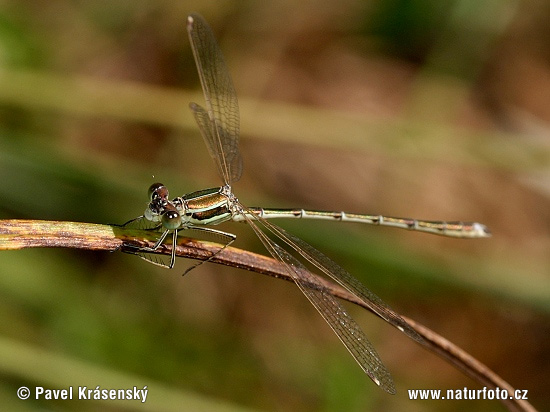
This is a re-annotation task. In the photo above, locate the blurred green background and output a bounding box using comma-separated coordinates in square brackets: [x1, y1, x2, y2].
[0, 0, 548, 411]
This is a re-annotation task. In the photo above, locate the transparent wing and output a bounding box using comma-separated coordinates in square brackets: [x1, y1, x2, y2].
[258, 216, 424, 345]
[189, 102, 242, 185]
[187, 13, 242, 185]
[238, 204, 397, 393]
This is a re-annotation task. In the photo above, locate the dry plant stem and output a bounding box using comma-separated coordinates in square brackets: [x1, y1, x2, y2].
[0, 219, 537, 412]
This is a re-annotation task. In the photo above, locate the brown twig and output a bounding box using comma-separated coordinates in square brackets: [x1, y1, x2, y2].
[0, 219, 537, 411]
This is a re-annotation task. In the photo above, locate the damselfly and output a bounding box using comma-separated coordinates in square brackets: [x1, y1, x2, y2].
[124, 13, 490, 394]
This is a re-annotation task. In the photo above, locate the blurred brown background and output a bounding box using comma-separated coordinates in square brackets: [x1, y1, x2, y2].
[0, 0, 548, 411]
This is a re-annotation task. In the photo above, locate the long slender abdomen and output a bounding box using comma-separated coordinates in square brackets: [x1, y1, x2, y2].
[232, 207, 490, 238]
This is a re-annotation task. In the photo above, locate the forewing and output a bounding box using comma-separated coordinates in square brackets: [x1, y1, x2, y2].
[189, 102, 242, 185]
[187, 13, 242, 184]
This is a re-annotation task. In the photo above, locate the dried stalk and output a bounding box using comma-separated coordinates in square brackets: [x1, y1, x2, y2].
[0, 219, 537, 411]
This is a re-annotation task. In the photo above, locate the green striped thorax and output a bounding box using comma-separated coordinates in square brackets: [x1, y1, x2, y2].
[144, 183, 235, 231]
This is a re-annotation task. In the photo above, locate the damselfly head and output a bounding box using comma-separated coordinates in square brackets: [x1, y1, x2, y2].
[143, 196, 181, 230]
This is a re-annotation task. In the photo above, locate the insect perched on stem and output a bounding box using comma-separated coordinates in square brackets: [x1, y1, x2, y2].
[124, 13, 490, 394]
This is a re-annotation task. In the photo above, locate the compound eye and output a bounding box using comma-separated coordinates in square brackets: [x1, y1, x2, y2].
[162, 205, 181, 230]
[148, 183, 169, 201]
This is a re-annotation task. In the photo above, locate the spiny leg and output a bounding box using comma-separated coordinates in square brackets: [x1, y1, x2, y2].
[181, 226, 237, 276]
[168, 229, 177, 269]
[152, 229, 171, 250]
[146, 229, 176, 268]
[124, 229, 174, 269]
